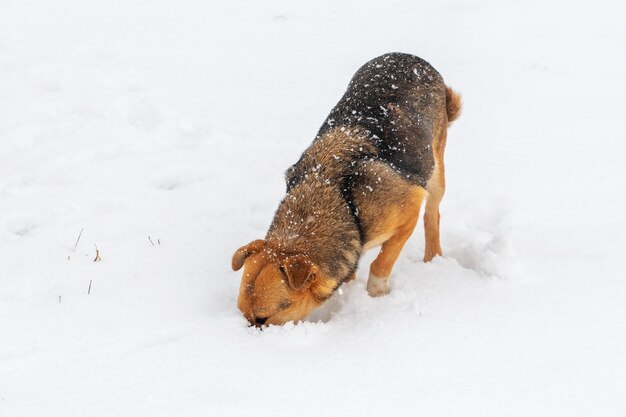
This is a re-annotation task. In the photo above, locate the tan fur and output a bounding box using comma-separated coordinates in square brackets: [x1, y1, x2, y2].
[424, 159, 445, 262]
[235, 247, 334, 326]
[367, 188, 426, 278]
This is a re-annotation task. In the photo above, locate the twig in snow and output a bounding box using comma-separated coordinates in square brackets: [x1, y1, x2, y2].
[88, 280, 92, 295]
[93, 244, 101, 262]
[157, 238, 160, 245]
[72, 228, 84, 252]
[59, 295, 62, 304]
[148, 236, 155, 246]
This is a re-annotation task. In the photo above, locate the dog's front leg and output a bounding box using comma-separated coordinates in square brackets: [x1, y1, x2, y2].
[367, 217, 420, 297]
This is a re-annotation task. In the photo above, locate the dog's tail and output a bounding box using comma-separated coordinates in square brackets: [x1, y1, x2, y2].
[445, 86, 462, 124]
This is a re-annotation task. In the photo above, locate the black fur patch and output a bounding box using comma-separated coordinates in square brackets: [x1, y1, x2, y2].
[315, 52, 445, 187]
[338, 174, 365, 245]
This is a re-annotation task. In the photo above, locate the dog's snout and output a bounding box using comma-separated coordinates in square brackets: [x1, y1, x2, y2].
[254, 317, 268, 326]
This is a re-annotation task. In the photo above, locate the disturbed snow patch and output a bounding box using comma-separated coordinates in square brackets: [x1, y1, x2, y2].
[444, 200, 524, 280]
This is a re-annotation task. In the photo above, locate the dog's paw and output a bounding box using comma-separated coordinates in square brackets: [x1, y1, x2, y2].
[367, 274, 390, 297]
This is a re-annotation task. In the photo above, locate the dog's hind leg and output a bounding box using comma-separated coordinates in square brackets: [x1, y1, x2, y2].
[367, 189, 425, 297]
[424, 150, 446, 262]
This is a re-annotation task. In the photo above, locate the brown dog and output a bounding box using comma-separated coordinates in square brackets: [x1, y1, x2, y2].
[232, 53, 461, 326]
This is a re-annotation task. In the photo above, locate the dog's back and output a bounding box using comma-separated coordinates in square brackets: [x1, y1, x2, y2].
[313, 52, 455, 187]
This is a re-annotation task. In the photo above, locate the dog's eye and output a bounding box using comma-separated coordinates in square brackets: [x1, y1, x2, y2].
[277, 300, 292, 310]
[278, 264, 286, 274]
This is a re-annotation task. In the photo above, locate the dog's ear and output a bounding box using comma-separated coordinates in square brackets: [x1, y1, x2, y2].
[232, 240, 265, 271]
[283, 254, 319, 291]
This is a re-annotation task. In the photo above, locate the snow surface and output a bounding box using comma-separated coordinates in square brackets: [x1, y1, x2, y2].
[1, 1, 626, 416]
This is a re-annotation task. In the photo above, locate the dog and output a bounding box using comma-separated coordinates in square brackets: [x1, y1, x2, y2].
[232, 53, 461, 326]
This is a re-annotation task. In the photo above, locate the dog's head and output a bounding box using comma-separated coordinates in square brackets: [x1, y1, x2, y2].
[232, 240, 333, 326]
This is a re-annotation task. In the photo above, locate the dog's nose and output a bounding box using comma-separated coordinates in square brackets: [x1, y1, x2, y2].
[254, 316, 268, 326]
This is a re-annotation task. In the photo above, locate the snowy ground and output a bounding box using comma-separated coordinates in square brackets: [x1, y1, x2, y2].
[1, 1, 625, 416]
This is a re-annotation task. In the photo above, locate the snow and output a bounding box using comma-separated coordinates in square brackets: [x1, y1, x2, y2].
[1, 0, 625, 416]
